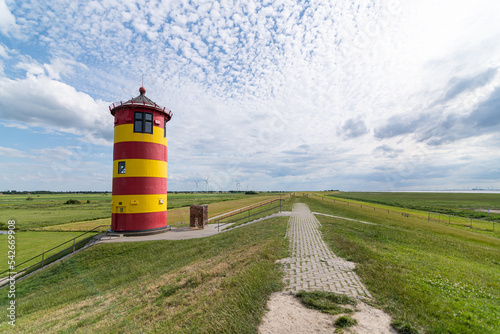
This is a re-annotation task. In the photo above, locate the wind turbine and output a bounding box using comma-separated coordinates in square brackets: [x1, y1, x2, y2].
[195, 180, 199, 193]
[204, 177, 210, 193]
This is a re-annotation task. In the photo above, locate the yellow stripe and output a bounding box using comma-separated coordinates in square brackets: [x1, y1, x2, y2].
[113, 159, 167, 178]
[114, 124, 168, 146]
[112, 194, 167, 214]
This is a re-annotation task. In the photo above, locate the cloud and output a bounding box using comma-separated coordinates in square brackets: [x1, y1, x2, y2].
[374, 114, 423, 140]
[419, 85, 500, 145]
[374, 145, 403, 158]
[1, 0, 500, 191]
[0, 146, 35, 159]
[439, 68, 497, 103]
[0, 0, 21, 37]
[0, 121, 28, 129]
[466, 86, 500, 128]
[0, 73, 113, 145]
[340, 118, 369, 139]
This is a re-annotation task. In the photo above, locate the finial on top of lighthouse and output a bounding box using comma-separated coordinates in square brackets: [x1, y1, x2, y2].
[139, 86, 146, 95]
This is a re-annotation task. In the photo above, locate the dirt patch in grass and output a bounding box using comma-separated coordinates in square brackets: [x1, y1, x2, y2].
[259, 293, 337, 334]
[259, 293, 395, 334]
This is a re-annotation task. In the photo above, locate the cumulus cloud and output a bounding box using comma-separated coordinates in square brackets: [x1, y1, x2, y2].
[340, 118, 369, 139]
[0, 0, 21, 37]
[0, 73, 113, 144]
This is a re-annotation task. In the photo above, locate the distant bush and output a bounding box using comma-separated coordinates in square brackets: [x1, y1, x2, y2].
[245, 191, 258, 195]
[86, 200, 91, 204]
[26, 196, 34, 201]
[65, 199, 81, 205]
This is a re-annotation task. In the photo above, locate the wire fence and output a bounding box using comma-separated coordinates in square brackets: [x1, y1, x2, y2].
[313, 195, 498, 233]
[1, 225, 111, 286]
[215, 198, 284, 231]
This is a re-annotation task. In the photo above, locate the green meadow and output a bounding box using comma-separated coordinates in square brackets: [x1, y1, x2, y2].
[0, 216, 288, 333]
[330, 191, 500, 221]
[0, 192, 278, 230]
[1, 192, 499, 333]
[0, 231, 95, 273]
[300, 196, 500, 333]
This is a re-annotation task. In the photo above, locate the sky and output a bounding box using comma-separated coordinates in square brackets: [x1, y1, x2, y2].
[0, 0, 499, 192]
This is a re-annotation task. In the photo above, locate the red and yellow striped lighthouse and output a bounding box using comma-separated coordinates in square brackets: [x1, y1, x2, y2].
[109, 87, 172, 233]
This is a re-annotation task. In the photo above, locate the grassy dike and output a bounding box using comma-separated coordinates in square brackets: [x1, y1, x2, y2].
[0, 217, 288, 333]
[301, 197, 500, 333]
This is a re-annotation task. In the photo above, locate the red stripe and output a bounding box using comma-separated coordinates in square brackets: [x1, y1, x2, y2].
[113, 142, 167, 161]
[113, 108, 169, 128]
[112, 177, 167, 195]
[112, 211, 167, 232]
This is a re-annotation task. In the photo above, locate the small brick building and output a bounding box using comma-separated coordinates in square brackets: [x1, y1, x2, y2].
[190, 205, 208, 229]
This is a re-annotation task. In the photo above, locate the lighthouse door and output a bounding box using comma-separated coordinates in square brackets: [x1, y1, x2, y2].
[115, 206, 126, 231]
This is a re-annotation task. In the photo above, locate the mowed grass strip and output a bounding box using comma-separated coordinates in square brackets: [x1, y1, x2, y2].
[0, 217, 288, 333]
[302, 197, 500, 333]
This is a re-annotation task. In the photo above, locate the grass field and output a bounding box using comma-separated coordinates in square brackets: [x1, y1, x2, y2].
[0, 231, 96, 273]
[3, 192, 498, 333]
[0, 192, 280, 230]
[42, 194, 281, 231]
[315, 193, 500, 237]
[0, 193, 284, 286]
[0, 217, 288, 333]
[0, 193, 111, 229]
[300, 196, 500, 333]
[330, 192, 500, 221]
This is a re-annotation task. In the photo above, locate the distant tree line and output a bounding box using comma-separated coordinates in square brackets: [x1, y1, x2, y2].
[1, 190, 290, 195]
[0, 190, 110, 195]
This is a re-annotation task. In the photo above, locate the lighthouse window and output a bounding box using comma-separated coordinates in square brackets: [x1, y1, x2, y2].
[164, 117, 167, 137]
[134, 112, 153, 134]
[118, 161, 126, 174]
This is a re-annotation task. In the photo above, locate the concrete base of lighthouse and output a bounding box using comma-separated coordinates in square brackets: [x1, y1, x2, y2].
[110, 224, 171, 237]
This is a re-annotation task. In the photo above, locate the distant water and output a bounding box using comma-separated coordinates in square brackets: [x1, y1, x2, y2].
[0, 231, 6, 235]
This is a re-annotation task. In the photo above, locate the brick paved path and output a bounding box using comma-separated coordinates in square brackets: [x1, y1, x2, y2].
[280, 203, 372, 298]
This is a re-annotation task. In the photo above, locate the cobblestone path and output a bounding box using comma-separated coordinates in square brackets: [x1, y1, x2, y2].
[280, 203, 372, 298]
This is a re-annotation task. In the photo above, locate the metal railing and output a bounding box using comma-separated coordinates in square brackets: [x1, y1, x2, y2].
[313, 194, 498, 233]
[1, 225, 111, 285]
[215, 198, 283, 231]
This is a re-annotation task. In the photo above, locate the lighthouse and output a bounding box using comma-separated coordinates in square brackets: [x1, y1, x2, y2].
[109, 87, 172, 234]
